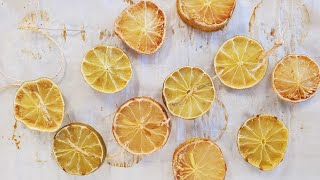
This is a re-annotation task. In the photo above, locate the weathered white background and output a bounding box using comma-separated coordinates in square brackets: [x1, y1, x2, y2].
[0, 0, 320, 179]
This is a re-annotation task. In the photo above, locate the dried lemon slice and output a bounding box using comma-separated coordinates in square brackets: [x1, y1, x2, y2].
[237, 114, 288, 171]
[114, 1, 166, 54]
[214, 35, 268, 89]
[177, 0, 236, 32]
[162, 66, 215, 120]
[112, 96, 170, 155]
[53, 123, 106, 175]
[172, 138, 226, 180]
[14, 78, 64, 132]
[272, 55, 320, 103]
[81, 45, 132, 93]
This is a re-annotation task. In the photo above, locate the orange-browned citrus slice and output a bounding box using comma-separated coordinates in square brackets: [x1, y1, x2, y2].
[172, 138, 226, 180]
[14, 78, 64, 132]
[177, 0, 236, 32]
[162, 66, 215, 120]
[114, 1, 166, 54]
[237, 114, 288, 171]
[214, 35, 267, 89]
[272, 55, 320, 103]
[81, 45, 132, 93]
[112, 96, 170, 155]
[53, 123, 106, 175]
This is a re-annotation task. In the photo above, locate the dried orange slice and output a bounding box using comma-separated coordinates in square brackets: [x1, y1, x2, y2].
[112, 96, 170, 155]
[237, 114, 288, 171]
[214, 35, 267, 89]
[172, 138, 226, 180]
[114, 1, 166, 54]
[177, 0, 236, 32]
[14, 78, 64, 132]
[272, 55, 320, 103]
[81, 45, 132, 93]
[162, 66, 215, 120]
[53, 123, 106, 175]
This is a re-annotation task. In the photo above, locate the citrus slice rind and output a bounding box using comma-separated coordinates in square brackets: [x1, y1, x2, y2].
[53, 123, 106, 175]
[172, 138, 227, 180]
[112, 96, 170, 155]
[272, 55, 320, 103]
[14, 78, 64, 132]
[214, 35, 267, 89]
[237, 114, 289, 171]
[177, 0, 236, 32]
[162, 66, 215, 120]
[114, 1, 166, 54]
[81, 45, 132, 93]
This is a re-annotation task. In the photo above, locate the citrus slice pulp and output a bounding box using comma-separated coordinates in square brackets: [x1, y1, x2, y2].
[81, 45, 132, 93]
[162, 66, 215, 119]
[214, 35, 267, 89]
[53, 123, 106, 175]
[114, 1, 166, 54]
[272, 55, 320, 102]
[112, 96, 170, 155]
[14, 78, 64, 132]
[237, 114, 288, 170]
[172, 138, 226, 180]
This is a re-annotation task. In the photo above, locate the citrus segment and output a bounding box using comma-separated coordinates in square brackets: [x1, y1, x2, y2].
[237, 114, 288, 170]
[177, 0, 236, 32]
[272, 55, 320, 102]
[114, 1, 166, 54]
[81, 45, 132, 93]
[112, 97, 170, 155]
[162, 66, 215, 119]
[214, 36, 267, 89]
[14, 78, 64, 132]
[53, 123, 106, 175]
[173, 138, 226, 180]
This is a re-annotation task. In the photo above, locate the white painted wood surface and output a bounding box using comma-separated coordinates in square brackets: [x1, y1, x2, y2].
[0, 0, 320, 179]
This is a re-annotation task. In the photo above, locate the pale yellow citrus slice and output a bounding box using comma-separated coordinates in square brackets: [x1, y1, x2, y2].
[81, 45, 132, 93]
[214, 35, 267, 89]
[272, 55, 320, 103]
[162, 66, 215, 120]
[112, 96, 170, 155]
[237, 114, 288, 171]
[177, 0, 236, 32]
[114, 1, 166, 54]
[53, 123, 106, 175]
[14, 78, 64, 132]
[172, 138, 226, 180]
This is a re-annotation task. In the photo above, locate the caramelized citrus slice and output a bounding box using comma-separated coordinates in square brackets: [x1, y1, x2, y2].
[272, 55, 320, 102]
[173, 138, 226, 180]
[114, 1, 166, 54]
[112, 96, 170, 155]
[53, 123, 106, 175]
[237, 114, 288, 171]
[14, 78, 64, 132]
[162, 66, 215, 119]
[177, 0, 236, 32]
[214, 35, 267, 89]
[81, 45, 132, 93]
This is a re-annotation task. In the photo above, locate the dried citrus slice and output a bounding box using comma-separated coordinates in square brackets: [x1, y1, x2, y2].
[214, 36, 267, 89]
[162, 66, 215, 120]
[112, 96, 170, 155]
[172, 138, 226, 180]
[272, 55, 320, 103]
[53, 123, 106, 175]
[237, 114, 288, 171]
[114, 1, 166, 54]
[14, 78, 64, 132]
[81, 45, 132, 93]
[177, 0, 236, 32]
